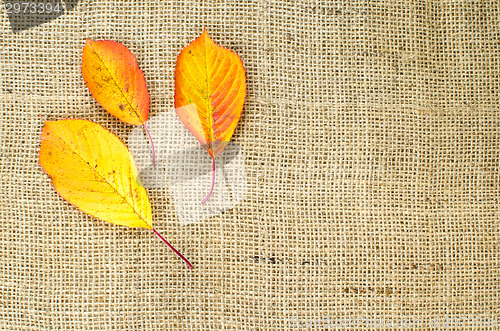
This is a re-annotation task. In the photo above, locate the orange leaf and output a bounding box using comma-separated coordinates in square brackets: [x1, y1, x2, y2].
[82, 39, 149, 125]
[174, 29, 246, 203]
[82, 39, 156, 166]
[39, 119, 191, 269]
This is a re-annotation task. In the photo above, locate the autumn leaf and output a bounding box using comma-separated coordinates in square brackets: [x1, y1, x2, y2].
[82, 39, 156, 166]
[39, 119, 192, 269]
[174, 29, 246, 203]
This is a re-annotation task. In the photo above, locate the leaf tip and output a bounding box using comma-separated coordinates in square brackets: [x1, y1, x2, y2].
[201, 28, 210, 40]
[42, 119, 54, 131]
[84, 38, 94, 48]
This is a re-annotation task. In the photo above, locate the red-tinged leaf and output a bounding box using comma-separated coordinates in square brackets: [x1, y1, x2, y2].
[174, 29, 246, 203]
[82, 39, 156, 166]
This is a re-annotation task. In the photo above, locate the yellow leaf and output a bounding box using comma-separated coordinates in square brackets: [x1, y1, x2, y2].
[39, 119, 192, 269]
[40, 119, 151, 228]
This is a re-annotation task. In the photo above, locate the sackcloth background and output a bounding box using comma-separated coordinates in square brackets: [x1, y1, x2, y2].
[1, 0, 499, 329]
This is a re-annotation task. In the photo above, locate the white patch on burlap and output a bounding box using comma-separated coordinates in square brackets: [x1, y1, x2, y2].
[128, 109, 247, 225]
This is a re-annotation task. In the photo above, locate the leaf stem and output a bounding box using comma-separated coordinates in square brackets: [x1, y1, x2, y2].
[201, 157, 216, 204]
[142, 123, 156, 168]
[152, 228, 193, 270]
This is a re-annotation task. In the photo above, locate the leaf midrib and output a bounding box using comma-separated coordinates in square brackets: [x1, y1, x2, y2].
[203, 34, 214, 153]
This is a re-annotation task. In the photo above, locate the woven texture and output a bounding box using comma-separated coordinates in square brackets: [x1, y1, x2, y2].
[1, 0, 499, 329]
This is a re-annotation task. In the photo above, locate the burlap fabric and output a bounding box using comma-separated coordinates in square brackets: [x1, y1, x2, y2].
[1, 1, 499, 329]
